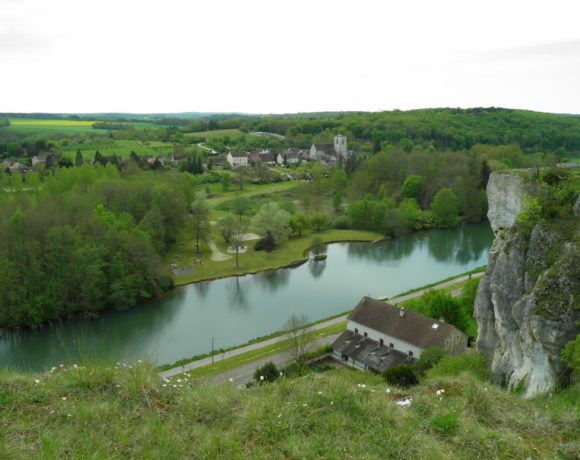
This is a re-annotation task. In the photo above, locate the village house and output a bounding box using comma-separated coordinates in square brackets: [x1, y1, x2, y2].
[226, 151, 248, 167]
[276, 148, 301, 166]
[248, 149, 275, 166]
[331, 297, 467, 373]
[31, 154, 47, 167]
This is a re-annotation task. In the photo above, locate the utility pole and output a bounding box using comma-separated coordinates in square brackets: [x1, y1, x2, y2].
[211, 337, 215, 364]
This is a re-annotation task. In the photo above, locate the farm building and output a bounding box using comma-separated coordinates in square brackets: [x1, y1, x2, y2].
[226, 151, 249, 167]
[331, 297, 467, 372]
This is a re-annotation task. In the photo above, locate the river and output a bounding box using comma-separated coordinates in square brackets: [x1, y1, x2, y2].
[0, 223, 493, 370]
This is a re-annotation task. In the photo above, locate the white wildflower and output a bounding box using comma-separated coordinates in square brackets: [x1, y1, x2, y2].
[34, 379, 40, 384]
[260, 376, 264, 381]
[229, 378, 234, 382]
[386, 388, 391, 394]
[62, 397, 67, 401]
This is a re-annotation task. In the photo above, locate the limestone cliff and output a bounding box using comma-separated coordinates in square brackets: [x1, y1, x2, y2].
[475, 170, 579, 398]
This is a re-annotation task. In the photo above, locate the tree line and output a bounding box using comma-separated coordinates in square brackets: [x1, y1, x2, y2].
[0, 164, 195, 328]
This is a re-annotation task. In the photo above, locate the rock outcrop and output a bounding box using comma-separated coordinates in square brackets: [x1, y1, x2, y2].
[475, 170, 579, 398]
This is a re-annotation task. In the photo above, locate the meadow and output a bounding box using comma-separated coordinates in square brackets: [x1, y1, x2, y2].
[6, 118, 165, 134]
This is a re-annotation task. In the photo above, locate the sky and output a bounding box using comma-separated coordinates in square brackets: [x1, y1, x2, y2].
[1, 0, 579, 114]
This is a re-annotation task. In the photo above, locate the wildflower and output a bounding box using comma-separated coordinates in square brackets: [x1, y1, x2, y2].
[386, 388, 391, 394]
[177, 379, 182, 383]
[62, 397, 67, 401]
[302, 403, 308, 407]
[73, 364, 78, 369]
[137, 360, 142, 363]
[317, 391, 323, 395]
[34, 379, 40, 384]
[162, 384, 167, 387]
[277, 413, 282, 418]
[229, 378, 234, 382]
[330, 401, 334, 405]
[260, 376, 264, 381]
[280, 372, 284, 377]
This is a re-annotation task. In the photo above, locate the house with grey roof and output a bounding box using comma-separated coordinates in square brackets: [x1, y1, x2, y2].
[331, 297, 467, 372]
[226, 151, 248, 167]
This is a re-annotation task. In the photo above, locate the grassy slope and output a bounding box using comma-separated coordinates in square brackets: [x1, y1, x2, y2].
[1, 363, 577, 458]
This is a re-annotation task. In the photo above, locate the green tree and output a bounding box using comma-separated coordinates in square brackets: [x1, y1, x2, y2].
[75, 149, 84, 167]
[431, 188, 460, 227]
[289, 213, 308, 237]
[217, 214, 236, 244]
[402, 175, 423, 199]
[252, 202, 291, 243]
[191, 191, 209, 254]
[399, 198, 421, 230]
[309, 212, 331, 232]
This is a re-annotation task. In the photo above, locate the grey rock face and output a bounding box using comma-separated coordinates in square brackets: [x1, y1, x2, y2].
[486, 172, 527, 232]
[475, 173, 579, 398]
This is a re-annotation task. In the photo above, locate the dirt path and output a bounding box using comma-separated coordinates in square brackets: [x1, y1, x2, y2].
[207, 236, 231, 262]
[160, 272, 484, 380]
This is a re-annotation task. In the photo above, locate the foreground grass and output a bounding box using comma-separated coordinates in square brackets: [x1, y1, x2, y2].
[1, 362, 577, 458]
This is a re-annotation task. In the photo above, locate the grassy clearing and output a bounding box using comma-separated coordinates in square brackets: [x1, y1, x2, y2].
[170, 228, 380, 285]
[1, 361, 577, 458]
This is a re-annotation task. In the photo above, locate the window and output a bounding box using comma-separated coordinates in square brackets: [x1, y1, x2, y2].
[364, 332, 368, 340]
[354, 328, 359, 335]
[389, 343, 394, 349]
[379, 339, 384, 347]
[408, 351, 414, 357]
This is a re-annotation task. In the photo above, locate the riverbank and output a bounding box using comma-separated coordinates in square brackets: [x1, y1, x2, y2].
[169, 228, 382, 286]
[159, 270, 485, 380]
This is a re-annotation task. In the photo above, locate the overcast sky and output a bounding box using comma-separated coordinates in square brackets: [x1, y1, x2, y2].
[1, 0, 579, 114]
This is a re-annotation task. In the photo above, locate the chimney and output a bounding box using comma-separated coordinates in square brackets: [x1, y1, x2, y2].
[400, 308, 406, 318]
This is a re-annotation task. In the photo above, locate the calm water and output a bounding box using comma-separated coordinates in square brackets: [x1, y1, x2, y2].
[0, 223, 493, 370]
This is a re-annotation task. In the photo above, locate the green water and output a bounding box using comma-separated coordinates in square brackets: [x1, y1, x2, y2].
[0, 223, 493, 370]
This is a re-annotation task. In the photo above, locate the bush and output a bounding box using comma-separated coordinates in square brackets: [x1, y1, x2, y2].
[254, 231, 277, 252]
[427, 353, 491, 381]
[413, 347, 447, 377]
[253, 361, 279, 383]
[333, 215, 351, 229]
[383, 365, 419, 388]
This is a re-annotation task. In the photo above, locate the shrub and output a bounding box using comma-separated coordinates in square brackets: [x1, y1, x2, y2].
[413, 347, 447, 377]
[332, 215, 351, 229]
[427, 353, 491, 381]
[253, 361, 279, 383]
[254, 231, 277, 252]
[383, 365, 419, 388]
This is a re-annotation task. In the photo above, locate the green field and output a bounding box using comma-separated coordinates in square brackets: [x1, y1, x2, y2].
[184, 129, 245, 139]
[6, 118, 166, 134]
[62, 139, 174, 160]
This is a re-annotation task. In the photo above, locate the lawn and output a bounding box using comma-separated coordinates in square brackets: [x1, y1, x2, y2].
[61, 139, 174, 160]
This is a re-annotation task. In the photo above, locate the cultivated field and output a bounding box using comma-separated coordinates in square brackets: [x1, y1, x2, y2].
[184, 129, 245, 139]
[61, 139, 174, 159]
[7, 119, 166, 134]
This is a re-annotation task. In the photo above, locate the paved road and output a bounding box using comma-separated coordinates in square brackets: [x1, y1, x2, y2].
[159, 271, 483, 380]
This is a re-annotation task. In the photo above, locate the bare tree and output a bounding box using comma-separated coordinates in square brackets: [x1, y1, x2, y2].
[283, 313, 311, 363]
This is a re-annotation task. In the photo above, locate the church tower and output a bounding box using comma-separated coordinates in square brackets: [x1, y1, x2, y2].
[334, 134, 347, 158]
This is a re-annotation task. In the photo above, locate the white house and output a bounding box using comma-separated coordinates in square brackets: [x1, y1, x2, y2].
[277, 148, 301, 166]
[331, 297, 468, 372]
[226, 151, 248, 167]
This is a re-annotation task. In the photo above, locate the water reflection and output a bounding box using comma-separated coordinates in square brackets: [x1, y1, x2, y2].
[308, 259, 326, 278]
[226, 277, 250, 312]
[193, 281, 210, 298]
[254, 269, 291, 292]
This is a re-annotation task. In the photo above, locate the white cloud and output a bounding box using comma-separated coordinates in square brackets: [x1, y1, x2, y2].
[0, 0, 579, 114]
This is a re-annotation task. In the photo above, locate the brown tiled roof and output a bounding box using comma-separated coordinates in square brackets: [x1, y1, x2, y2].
[313, 144, 334, 155]
[348, 297, 463, 350]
